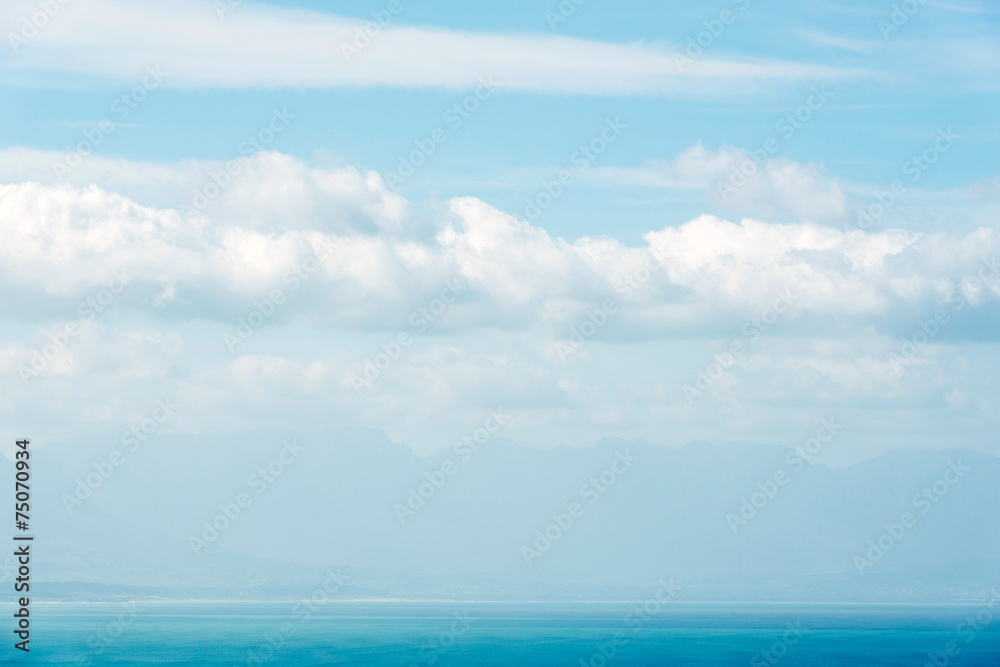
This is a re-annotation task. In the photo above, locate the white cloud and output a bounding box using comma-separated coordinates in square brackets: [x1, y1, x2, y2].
[0, 0, 861, 95]
[591, 143, 851, 224]
[4, 319, 998, 463]
[0, 150, 997, 332]
[0, 150, 998, 456]
[0, 148, 410, 235]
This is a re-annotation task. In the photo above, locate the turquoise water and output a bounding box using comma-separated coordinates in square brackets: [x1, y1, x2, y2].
[6, 602, 1000, 665]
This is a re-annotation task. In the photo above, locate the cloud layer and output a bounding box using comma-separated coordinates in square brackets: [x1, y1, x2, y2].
[0, 149, 996, 330]
[1, 0, 858, 95]
[1, 148, 998, 460]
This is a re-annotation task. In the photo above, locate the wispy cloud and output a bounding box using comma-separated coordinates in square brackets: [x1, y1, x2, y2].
[796, 29, 880, 54]
[0, 0, 865, 95]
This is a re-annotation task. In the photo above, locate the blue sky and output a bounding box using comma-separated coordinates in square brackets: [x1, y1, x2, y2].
[4, 0, 998, 239]
[1, 0, 998, 464]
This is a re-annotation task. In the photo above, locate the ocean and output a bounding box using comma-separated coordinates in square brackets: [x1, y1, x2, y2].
[8, 601, 1000, 665]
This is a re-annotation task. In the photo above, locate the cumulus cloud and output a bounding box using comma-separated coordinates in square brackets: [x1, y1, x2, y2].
[1, 150, 998, 456]
[592, 143, 851, 224]
[0, 148, 409, 234]
[0, 151, 997, 335]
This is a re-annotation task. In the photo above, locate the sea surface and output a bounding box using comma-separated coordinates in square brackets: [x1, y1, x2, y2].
[5, 601, 1000, 665]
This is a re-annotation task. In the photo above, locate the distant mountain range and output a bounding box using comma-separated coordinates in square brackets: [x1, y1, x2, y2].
[9, 428, 999, 602]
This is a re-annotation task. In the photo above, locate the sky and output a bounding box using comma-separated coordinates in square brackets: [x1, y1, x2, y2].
[0, 0, 998, 465]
